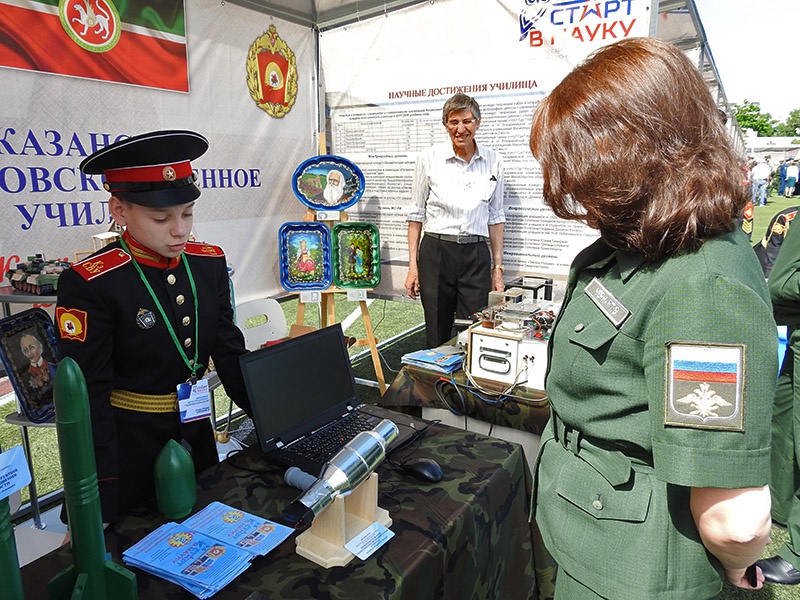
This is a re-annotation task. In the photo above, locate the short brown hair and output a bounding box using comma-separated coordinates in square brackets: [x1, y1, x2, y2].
[529, 37, 745, 263]
[442, 93, 481, 123]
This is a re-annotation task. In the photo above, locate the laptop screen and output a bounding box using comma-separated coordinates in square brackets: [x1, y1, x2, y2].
[239, 324, 359, 449]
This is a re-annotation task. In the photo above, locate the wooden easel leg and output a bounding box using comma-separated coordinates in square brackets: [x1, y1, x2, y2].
[359, 300, 386, 395]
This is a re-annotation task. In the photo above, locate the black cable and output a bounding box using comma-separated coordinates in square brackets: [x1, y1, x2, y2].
[434, 377, 467, 415]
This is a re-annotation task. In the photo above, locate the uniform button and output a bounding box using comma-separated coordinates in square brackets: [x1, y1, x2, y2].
[182, 316, 191, 327]
[184, 337, 193, 348]
[592, 498, 603, 510]
[176, 294, 185, 305]
[167, 274, 176, 285]
[574, 323, 585, 332]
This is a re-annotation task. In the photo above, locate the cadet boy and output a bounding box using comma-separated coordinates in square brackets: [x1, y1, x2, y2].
[56, 130, 251, 523]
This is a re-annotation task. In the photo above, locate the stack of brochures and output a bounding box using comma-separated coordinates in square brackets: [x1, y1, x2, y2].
[123, 501, 293, 598]
[401, 346, 464, 374]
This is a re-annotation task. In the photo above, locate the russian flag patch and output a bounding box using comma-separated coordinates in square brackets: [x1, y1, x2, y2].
[665, 343, 744, 430]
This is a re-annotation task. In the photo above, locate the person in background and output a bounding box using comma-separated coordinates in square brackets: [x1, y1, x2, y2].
[404, 92, 506, 347]
[752, 158, 772, 206]
[786, 160, 799, 198]
[758, 218, 800, 585]
[779, 158, 789, 197]
[56, 130, 251, 524]
[529, 37, 776, 598]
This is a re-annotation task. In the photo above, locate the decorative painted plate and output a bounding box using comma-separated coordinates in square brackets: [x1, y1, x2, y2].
[278, 221, 332, 292]
[291, 154, 365, 212]
[0, 307, 58, 423]
[332, 222, 381, 289]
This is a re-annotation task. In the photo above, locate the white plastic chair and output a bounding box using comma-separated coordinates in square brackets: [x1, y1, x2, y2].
[235, 298, 288, 350]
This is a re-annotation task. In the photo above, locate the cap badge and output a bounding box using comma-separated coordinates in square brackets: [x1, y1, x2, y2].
[162, 166, 177, 181]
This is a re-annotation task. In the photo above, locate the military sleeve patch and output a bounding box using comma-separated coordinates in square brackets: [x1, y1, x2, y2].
[72, 248, 131, 281]
[664, 342, 744, 431]
[56, 307, 88, 342]
[184, 242, 225, 257]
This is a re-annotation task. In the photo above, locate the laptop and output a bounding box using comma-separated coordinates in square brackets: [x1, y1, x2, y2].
[239, 323, 428, 477]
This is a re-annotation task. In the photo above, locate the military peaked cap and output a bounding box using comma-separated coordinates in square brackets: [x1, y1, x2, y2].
[80, 130, 208, 207]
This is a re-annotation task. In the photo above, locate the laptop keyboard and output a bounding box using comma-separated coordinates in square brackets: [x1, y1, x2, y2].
[288, 411, 376, 463]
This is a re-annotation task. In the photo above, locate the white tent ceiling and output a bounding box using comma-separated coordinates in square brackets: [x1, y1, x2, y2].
[225, 0, 432, 31]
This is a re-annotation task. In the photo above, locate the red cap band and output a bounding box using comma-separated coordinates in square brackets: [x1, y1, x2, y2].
[103, 160, 193, 184]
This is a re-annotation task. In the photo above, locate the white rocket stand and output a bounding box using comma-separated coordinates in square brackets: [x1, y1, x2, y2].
[295, 472, 391, 568]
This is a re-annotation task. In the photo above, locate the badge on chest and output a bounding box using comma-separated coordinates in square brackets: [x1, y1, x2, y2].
[136, 308, 157, 330]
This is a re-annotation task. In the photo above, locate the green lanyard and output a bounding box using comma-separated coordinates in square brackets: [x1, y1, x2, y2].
[120, 237, 203, 381]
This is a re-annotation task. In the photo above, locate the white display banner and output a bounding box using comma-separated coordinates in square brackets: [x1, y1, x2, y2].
[320, 0, 654, 295]
[0, 1, 319, 308]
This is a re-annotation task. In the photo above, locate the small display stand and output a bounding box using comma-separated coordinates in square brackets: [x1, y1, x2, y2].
[295, 473, 391, 568]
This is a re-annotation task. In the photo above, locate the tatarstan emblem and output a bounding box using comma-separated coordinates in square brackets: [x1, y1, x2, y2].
[246, 25, 297, 118]
[58, 0, 121, 53]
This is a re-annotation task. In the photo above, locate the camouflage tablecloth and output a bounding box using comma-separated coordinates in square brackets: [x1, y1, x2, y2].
[379, 365, 557, 600]
[379, 364, 552, 437]
[21, 423, 540, 599]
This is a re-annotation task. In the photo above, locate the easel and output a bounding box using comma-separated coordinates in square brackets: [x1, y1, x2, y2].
[295, 209, 387, 395]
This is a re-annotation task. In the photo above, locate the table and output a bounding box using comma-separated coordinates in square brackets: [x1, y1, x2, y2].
[378, 363, 552, 436]
[378, 364, 557, 598]
[20, 423, 542, 599]
[0, 286, 57, 317]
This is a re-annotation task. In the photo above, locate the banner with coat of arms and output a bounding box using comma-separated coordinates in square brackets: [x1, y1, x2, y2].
[0, 0, 190, 92]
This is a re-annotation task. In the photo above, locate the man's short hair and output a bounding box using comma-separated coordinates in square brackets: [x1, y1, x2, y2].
[442, 93, 481, 123]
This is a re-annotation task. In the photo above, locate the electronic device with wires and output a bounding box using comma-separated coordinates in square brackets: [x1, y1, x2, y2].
[466, 301, 558, 393]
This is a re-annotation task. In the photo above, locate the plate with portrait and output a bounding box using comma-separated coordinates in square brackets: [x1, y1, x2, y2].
[291, 155, 365, 212]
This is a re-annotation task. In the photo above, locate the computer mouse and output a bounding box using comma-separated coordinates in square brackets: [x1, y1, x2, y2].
[401, 457, 443, 483]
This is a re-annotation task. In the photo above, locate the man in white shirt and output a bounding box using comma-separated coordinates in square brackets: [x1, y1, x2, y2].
[785, 160, 799, 198]
[404, 93, 506, 347]
[751, 160, 772, 206]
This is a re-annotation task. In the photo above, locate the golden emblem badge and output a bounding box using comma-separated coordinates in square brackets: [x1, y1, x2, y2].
[162, 166, 177, 181]
[246, 25, 298, 118]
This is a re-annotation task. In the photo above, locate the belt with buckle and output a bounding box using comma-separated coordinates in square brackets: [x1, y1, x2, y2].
[551, 413, 634, 486]
[426, 232, 486, 244]
[110, 389, 178, 413]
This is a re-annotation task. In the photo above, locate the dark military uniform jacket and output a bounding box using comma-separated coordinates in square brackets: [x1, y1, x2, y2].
[534, 231, 777, 599]
[56, 231, 250, 522]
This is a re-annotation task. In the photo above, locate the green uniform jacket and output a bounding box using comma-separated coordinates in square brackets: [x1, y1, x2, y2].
[767, 220, 800, 557]
[535, 231, 777, 599]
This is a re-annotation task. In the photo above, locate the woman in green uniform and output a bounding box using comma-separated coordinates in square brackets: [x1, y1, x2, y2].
[529, 38, 777, 598]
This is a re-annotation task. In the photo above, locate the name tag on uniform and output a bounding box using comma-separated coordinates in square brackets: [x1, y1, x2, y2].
[177, 378, 211, 423]
[584, 278, 631, 328]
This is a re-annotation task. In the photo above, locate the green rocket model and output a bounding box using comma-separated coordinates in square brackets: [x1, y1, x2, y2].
[48, 357, 138, 600]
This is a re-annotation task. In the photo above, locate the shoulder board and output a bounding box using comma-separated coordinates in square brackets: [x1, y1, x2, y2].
[184, 242, 225, 258]
[72, 248, 131, 281]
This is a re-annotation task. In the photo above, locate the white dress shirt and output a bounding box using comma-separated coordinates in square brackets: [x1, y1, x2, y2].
[407, 142, 505, 237]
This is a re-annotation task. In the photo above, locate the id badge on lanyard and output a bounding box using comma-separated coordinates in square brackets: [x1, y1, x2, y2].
[177, 378, 211, 423]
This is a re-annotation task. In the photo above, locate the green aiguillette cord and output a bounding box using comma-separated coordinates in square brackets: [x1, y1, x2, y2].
[120, 237, 202, 380]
